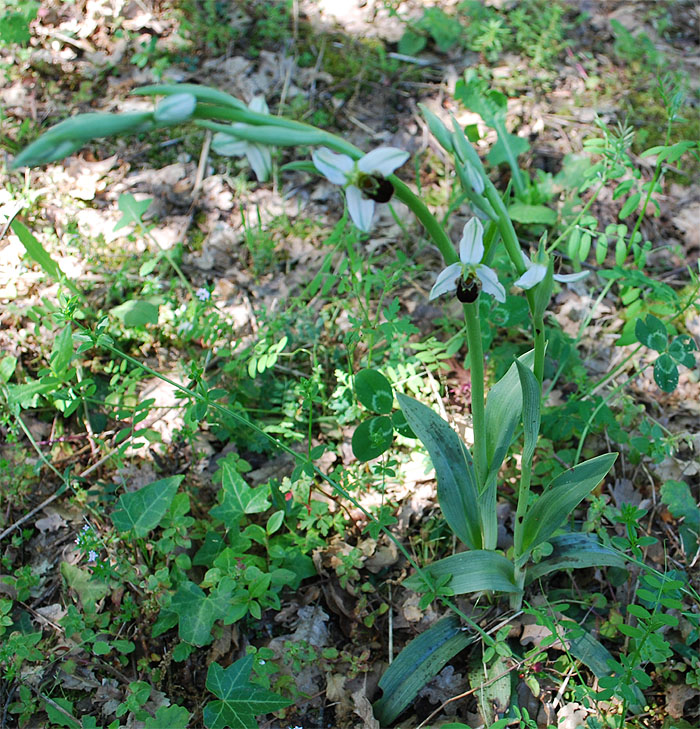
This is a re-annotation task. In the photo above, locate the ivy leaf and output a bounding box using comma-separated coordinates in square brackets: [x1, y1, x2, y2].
[171, 578, 235, 646]
[144, 704, 191, 728]
[209, 461, 269, 526]
[60, 563, 109, 615]
[203, 655, 292, 729]
[111, 476, 183, 536]
[114, 193, 153, 231]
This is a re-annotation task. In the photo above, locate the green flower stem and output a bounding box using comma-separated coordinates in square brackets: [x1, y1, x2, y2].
[463, 302, 487, 488]
[482, 181, 546, 383]
[391, 179, 458, 266]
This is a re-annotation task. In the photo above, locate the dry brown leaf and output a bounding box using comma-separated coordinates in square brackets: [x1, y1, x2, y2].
[35, 510, 67, 533]
[665, 682, 700, 720]
[351, 688, 380, 729]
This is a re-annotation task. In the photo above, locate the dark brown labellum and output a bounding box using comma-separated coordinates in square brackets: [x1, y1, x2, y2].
[456, 274, 480, 303]
[358, 173, 394, 203]
[365, 177, 394, 203]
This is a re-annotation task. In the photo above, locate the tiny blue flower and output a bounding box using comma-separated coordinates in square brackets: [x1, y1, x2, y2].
[195, 287, 211, 302]
[88, 550, 98, 562]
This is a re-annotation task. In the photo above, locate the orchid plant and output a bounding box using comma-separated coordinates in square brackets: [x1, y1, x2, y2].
[12, 83, 622, 726]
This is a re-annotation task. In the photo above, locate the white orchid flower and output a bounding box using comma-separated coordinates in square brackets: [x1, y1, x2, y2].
[514, 251, 590, 289]
[429, 218, 506, 303]
[211, 96, 272, 182]
[312, 146, 409, 232]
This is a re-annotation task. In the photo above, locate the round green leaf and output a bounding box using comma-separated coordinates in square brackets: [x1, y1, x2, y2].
[391, 409, 416, 438]
[635, 314, 668, 353]
[352, 416, 394, 461]
[653, 354, 678, 393]
[354, 369, 394, 414]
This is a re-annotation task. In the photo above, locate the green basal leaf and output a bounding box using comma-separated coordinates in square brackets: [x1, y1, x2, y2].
[484, 350, 535, 486]
[525, 533, 626, 583]
[60, 563, 109, 615]
[111, 475, 184, 536]
[515, 359, 540, 467]
[397, 393, 482, 550]
[354, 368, 394, 414]
[109, 299, 160, 328]
[520, 453, 617, 560]
[404, 550, 520, 595]
[373, 615, 475, 725]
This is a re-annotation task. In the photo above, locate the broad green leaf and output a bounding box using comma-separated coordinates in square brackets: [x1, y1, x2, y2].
[397, 393, 482, 550]
[171, 578, 235, 646]
[515, 359, 540, 466]
[520, 453, 617, 559]
[507, 202, 556, 226]
[11, 219, 60, 280]
[111, 475, 184, 536]
[209, 461, 270, 526]
[203, 656, 292, 729]
[110, 299, 160, 327]
[525, 533, 626, 583]
[484, 351, 535, 485]
[113, 193, 153, 231]
[391, 409, 416, 438]
[354, 368, 394, 414]
[668, 335, 696, 368]
[45, 698, 80, 729]
[144, 705, 191, 729]
[351, 416, 394, 461]
[60, 563, 109, 615]
[403, 550, 520, 595]
[6, 377, 60, 409]
[373, 615, 475, 725]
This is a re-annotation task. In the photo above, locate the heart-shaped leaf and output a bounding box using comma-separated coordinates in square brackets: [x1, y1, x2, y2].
[111, 475, 183, 536]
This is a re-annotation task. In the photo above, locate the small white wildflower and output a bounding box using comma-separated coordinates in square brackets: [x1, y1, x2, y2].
[195, 287, 210, 302]
[87, 550, 98, 562]
[430, 217, 506, 303]
[514, 250, 590, 289]
[211, 96, 273, 181]
[312, 146, 409, 232]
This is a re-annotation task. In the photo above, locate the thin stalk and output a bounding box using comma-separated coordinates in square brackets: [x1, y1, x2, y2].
[463, 302, 486, 488]
[574, 362, 650, 464]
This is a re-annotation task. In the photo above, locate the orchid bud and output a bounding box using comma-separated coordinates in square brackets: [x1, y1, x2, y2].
[154, 93, 197, 124]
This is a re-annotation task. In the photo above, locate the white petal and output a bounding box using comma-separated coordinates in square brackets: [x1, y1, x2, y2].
[429, 263, 462, 300]
[211, 133, 248, 157]
[357, 147, 409, 176]
[248, 96, 269, 114]
[346, 185, 375, 232]
[553, 271, 590, 283]
[514, 264, 547, 289]
[475, 265, 506, 303]
[246, 143, 272, 182]
[312, 148, 353, 185]
[459, 218, 485, 264]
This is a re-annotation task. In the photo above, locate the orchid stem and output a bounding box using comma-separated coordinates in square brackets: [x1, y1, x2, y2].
[463, 302, 487, 488]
